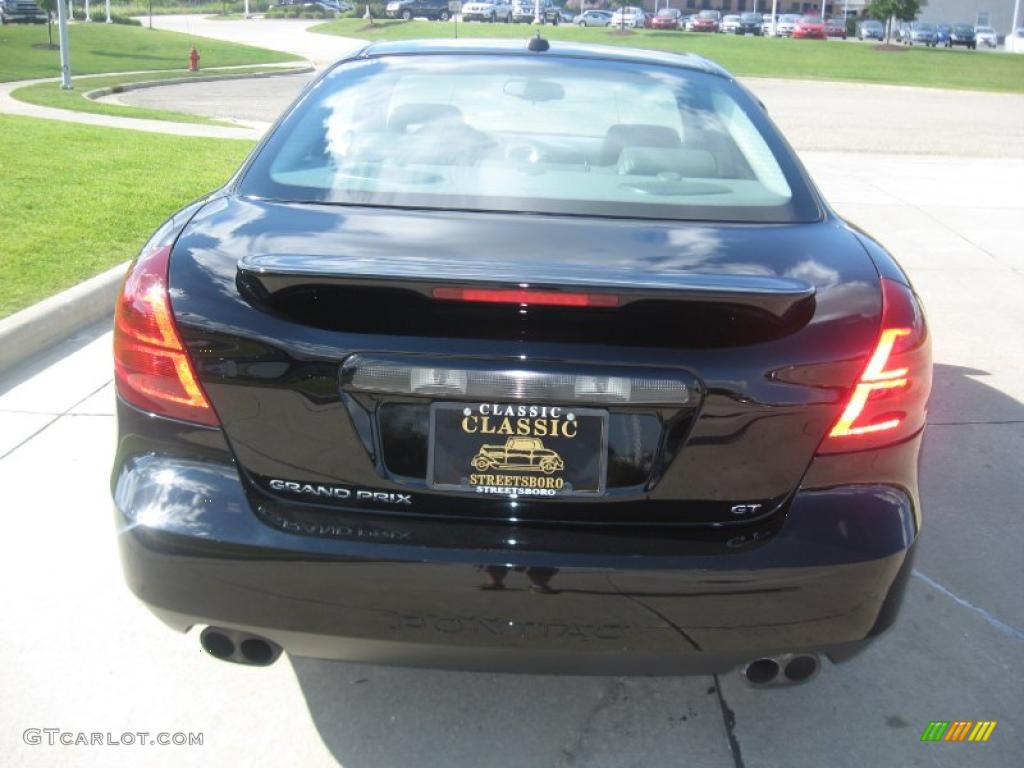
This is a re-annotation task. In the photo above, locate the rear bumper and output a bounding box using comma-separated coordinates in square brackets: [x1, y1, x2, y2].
[114, 449, 919, 674]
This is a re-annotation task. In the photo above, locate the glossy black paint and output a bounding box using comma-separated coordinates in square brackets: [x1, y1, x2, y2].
[114, 399, 919, 673]
[113, 42, 927, 673]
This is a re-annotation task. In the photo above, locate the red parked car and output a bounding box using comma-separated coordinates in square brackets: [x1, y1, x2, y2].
[691, 9, 720, 32]
[650, 8, 683, 29]
[793, 15, 826, 39]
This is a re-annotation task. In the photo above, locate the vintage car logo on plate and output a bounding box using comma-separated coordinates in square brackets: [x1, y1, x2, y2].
[428, 403, 608, 497]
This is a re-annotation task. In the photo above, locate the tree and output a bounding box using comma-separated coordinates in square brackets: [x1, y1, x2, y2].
[38, 0, 57, 48]
[866, 0, 923, 42]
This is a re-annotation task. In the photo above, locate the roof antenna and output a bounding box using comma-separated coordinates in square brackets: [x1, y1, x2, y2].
[527, 32, 550, 52]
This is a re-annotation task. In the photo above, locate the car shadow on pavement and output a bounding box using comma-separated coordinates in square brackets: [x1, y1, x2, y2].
[286, 361, 1022, 768]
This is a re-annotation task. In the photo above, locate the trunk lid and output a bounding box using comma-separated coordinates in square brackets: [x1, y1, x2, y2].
[169, 198, 881, 527]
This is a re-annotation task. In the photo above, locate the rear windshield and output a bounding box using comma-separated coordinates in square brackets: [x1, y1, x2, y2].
[238, 54, 819, 223]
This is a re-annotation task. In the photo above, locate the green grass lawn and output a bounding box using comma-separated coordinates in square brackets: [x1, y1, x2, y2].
[10, 66, 304, 126]
[0, 115, 254, 318]
[0, 22, 299, 82]
[312, 20, 1024, 94]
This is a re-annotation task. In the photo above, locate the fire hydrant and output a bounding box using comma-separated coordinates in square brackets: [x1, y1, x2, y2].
[188, 46, 200, 72]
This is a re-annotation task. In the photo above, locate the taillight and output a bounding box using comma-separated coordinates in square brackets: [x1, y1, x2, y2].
[113, 244, 219, 426]
[817, 277, 931, 453]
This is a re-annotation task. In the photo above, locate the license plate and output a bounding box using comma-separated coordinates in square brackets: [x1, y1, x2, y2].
[427, 403, 608, 497]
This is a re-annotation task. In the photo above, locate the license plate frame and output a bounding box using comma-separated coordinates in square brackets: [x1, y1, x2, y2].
[427, 402, 609, 498]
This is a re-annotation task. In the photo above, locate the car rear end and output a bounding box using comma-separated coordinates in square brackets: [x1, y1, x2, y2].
[113, 43, 930, 678]
[793, 17, 826, 39]
[650, 10, 680, 30]
[949, 25, 977, 48]
[737, 13, 762, 35]
[909, 23, 937, 45]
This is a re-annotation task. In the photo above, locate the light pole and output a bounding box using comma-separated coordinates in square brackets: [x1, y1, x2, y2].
[533, 0, 542, 24]
[244, 0, 250, 18]
[56, 0, 71, 89]
[85, 0, 90, 21]
[770, 0, 777, 35]
[105, 0, 111, 22]
[1014, 0, 1022, 30]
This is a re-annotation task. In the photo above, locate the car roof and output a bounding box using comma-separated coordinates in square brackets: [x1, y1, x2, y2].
[354, 38, 732, 78]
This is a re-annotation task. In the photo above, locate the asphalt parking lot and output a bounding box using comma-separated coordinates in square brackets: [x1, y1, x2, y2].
[3, 19, 1023, 768]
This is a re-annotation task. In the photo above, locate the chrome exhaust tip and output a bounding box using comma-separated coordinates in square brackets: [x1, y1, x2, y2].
[741, 653, 820, 687]
[200, 626, 282, 666]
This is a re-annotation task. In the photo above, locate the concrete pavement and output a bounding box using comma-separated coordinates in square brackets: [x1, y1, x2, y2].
[1, 150, 1022, 767]
[150, 14, 366, 68]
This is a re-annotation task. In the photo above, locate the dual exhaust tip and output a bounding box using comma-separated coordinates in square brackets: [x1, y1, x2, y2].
[741, 653, 820, 687]
[198, 627, 820, 682]
[200, 626, 282, 667]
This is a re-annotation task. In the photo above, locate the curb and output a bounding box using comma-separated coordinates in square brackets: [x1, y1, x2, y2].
[0, 262, 127, 374]
[83, 65, 315, 102]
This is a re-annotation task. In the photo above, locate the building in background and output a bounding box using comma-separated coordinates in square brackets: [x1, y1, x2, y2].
[917, 0, 1017, 34]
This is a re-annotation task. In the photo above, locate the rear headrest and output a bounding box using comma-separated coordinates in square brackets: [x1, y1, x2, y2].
[388, 103, 464, 134]
[600, 123, 682, 165]
[617, 147, 718, 178]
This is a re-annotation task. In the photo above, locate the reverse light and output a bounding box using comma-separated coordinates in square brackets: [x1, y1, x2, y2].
[347, 357, 691, 405]
[432, 286, 619, 308]
[818, 278, 931, 452]
[114, 244, 219, 426]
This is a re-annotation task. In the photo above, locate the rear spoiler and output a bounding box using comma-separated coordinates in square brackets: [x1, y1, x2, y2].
[238, 253, 816, 319]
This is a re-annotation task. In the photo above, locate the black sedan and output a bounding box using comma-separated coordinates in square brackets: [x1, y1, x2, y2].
[735, 11, 763, 35]
[947, 23, 977, 49]
[112, 39, 931, 683]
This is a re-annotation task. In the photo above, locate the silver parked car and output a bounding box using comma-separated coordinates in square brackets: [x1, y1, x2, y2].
[575, 9, 612, 26]
[974, 25, 997, 48]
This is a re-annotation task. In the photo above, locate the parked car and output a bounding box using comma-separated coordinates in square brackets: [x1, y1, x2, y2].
[824, 17, 846, 39]
[556, 6, 574, 23]
[792, 15, 826, 40]
[0, 0, 47, 22]
[721, 14, 741, 34]
[934, 24, 951, 45]
[736, 12, 762, 35]
[385, 0, 452, 20]
[974, 25, 997, 48]
[114, 36, 932, 681]
[690, 9, 720, 32]
[774, 13, 801, 37]
[650, 7, 683, 30]
[575, 9, 612, 26]
[761, 14, 776, 35]
[608, 5, 644, 28]
[1006, 27, 1024, 53]
[907, 21, 937, 46]
[460, 0, 513, 22]
[857, 19, 884, 40]
[947, 23, 976, 49]
[511, 0, 561, 23]
[892, 21, 911, 43]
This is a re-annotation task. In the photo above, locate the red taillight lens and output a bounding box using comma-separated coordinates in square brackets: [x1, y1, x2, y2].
[432, 286, 619, 308]
[114, 245, 219, 426]
[818, 278, 931, 453]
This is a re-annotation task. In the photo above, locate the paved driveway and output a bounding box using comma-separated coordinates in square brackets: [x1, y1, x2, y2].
[1, 150, 1021, 768]
[2, 16, 1023, 768]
